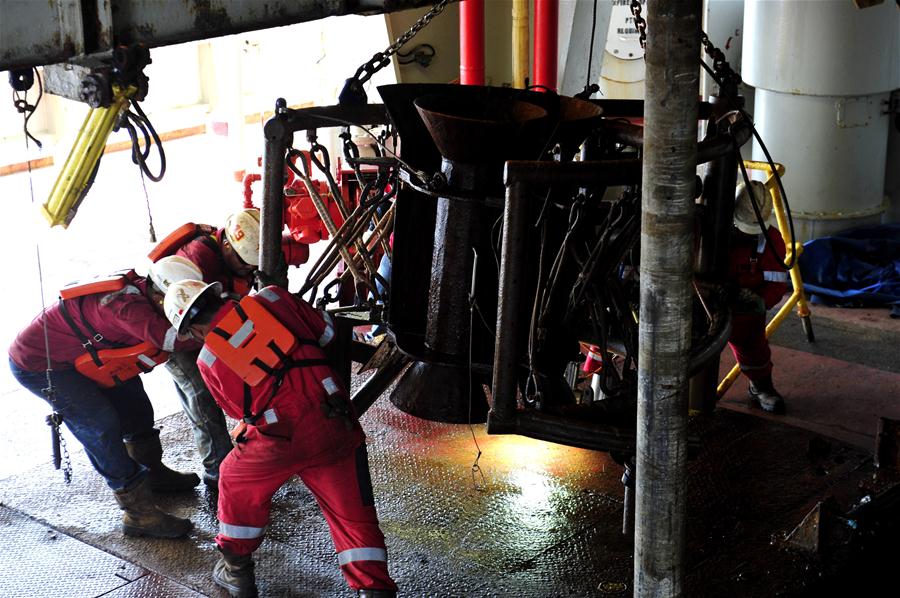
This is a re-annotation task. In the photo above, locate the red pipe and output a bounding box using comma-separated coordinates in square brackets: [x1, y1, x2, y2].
[243, 173, 261, 209]
[460, 0, 485, 85]
[533, 0, 558, 92]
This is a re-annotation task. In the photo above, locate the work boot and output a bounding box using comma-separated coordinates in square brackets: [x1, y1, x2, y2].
[213, 549, 258, 598]
[748, 380, 786, 414]
[357, 591, 397, 598]
[113, 476, 193, 538]
[125, 429, 200, 492]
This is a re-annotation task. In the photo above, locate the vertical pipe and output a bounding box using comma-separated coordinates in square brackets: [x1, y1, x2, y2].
[512, 0, 529, 88]
[260, 106, 290, 281]
[634, 1, 701, 596]
[488, 179, 528, 433]
[460, 0, 485, 86]
[533, 0, 558, 91]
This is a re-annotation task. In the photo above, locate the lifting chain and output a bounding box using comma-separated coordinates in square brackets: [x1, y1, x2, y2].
[699, 31, 742, 92]
[629, 0, 647, 50]
[630, 0, 742, 93]
[339, 0, 449, 105]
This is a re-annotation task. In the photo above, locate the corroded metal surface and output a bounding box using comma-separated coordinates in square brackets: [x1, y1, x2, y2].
[0, 0, 440, 71]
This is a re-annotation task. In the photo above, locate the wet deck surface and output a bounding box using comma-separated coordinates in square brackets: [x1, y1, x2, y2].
[2, 136, 899, 597]
[2, 367, 898, 597]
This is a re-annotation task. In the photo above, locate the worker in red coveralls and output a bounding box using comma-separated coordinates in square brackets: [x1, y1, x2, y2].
[151, 210, 260, 488]
[7, 260, 204, 539]
[154, 209, 310, 488]
[728, 180, 790, 414]
[162, 279, 397, 598]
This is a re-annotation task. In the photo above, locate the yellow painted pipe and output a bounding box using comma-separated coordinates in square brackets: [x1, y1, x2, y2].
[41, 86, 134, 228]
[512, 0, 529, 88]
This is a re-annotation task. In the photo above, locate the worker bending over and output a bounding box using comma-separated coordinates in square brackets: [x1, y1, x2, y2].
[163, 279, 397, 598]
[150, 209, 262, 487]
[727, 180, 789, 414]
[7, 258, 204, 538]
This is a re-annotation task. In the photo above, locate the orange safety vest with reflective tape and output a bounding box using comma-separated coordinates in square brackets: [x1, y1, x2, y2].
[205, 295, 301, 387]
[58, 270, 170, 388]
[202, 293, 332, 425]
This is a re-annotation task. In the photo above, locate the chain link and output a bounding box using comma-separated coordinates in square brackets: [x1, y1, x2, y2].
[352, 0, 449, 86]
[699, 31, 742, 89]
[630, 0, 647, 50]
[629, 0, 742, 92]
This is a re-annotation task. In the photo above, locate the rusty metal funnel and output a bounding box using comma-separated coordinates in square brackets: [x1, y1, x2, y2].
[389, 361, 489, 424]
[414, 94, 550, 164]
[557, 96, 605, 156]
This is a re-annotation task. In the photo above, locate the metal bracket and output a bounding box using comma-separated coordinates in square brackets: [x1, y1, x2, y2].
[42, 45, 150, 108]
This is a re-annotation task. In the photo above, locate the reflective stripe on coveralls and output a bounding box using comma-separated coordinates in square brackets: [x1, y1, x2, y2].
[219, 521, 267, 540]
[337, 547, 388, 566]
[198, 286, 396, 592]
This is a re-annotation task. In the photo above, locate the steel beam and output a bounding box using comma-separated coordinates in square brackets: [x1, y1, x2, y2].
[0, 0, 439, 71]
[633, 1, 701, 597]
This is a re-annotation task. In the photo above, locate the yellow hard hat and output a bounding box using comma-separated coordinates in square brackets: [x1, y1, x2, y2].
[148, 255, 203, 294]
[224, 208, 261, 266]
[164, 279, 223, 334]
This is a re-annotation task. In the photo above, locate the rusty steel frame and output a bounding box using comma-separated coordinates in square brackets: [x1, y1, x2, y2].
[0, 0, 440, 71]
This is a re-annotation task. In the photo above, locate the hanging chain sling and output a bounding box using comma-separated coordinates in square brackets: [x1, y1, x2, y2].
[339, 0, 450, 105]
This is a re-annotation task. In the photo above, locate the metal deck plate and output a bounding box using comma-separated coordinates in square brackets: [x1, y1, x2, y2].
[1, 373, 897, 597]
[0, 507, 145, 597]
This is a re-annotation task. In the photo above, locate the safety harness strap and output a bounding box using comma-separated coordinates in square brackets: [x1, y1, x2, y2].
[240, 356, 332, 425]
[58, 297, 128, 366]
[59, 298, 102, 366]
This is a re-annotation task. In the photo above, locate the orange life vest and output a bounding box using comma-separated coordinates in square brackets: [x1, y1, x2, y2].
[74, 341, 169, 388]
[58, 271, 170, 387]
[59, 268, 135, 300]
[147, 222, 217, 262]
[204, 295, 301, 387]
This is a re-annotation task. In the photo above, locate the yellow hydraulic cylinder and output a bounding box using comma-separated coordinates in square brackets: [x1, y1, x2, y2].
[41, 85, 135, 228]
[717, 161, 814, 397]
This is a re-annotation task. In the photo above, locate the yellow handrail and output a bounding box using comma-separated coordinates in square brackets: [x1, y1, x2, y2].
[717, 161, 814, 397]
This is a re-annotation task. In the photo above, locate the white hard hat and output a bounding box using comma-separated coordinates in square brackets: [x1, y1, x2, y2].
[734, 180, 772, 235]
[224, 208, 261, 266]
[148, 255, 203, 294]
[164, 279, 223, 334]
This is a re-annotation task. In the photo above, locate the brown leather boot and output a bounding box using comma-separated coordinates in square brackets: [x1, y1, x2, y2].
[125, 429, 200, 492]
[113, 476, 193, 538]
[213, 549, 258, 598]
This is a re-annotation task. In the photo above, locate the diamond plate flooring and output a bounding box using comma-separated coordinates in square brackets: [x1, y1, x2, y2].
[1, 370, 898, 597]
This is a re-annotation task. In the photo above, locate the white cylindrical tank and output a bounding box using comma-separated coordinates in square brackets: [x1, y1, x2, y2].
[742, 0, 900, 240]
[597, 0, 645, 99]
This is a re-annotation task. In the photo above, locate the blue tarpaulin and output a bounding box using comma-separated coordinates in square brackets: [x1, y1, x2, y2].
[799, 224, 900, 317]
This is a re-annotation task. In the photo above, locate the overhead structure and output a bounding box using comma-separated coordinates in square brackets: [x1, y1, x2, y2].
[0, 0, 438, 71]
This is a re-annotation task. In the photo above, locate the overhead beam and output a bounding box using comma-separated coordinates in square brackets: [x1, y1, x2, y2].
[0, 0, 442, 71]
